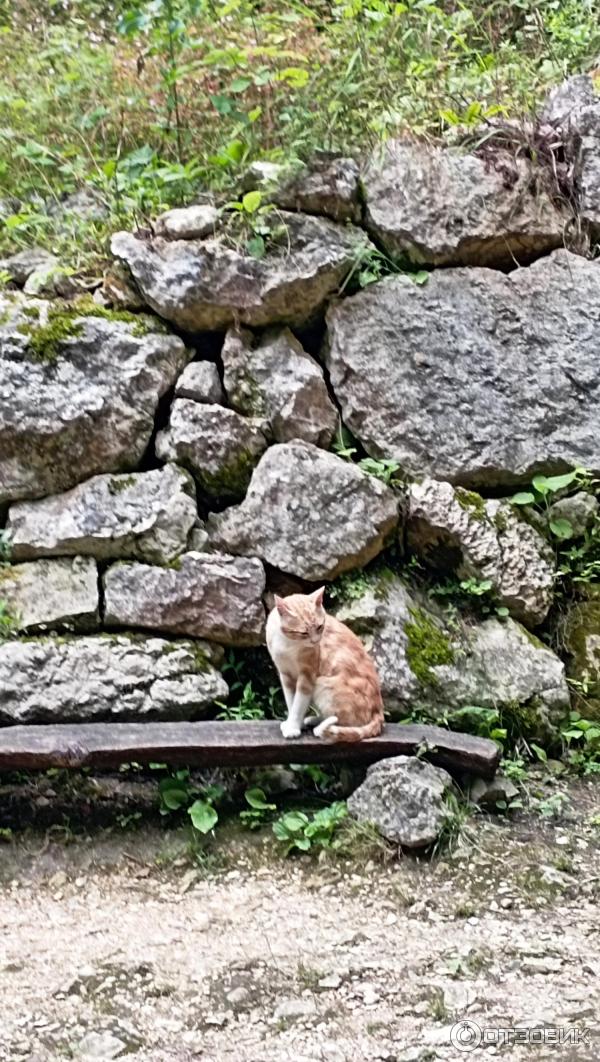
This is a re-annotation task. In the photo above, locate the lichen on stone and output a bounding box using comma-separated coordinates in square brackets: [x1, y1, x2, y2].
[405, 606, 455, 686]
[200, 447, 260, 497]
[17, 311, 84, 364]
[455, 487, 487, 521]
[108, 475, 137, 495]
[16, 297, 165, 365]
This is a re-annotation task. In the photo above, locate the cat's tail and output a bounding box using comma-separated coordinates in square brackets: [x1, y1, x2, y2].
[313, 715, 383, 743]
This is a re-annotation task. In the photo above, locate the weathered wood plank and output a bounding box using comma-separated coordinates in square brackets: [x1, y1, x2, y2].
[0, 721, 500, 776]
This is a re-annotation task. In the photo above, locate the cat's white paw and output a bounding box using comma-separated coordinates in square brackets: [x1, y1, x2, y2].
[280, 720, 302, 740]
[314, 716, 338, 740]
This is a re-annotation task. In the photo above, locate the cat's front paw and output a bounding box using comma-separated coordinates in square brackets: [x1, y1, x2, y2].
[280, 720, 301, 740]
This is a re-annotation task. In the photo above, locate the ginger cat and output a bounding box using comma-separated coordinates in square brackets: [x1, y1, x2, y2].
[266, 587, 384, 742]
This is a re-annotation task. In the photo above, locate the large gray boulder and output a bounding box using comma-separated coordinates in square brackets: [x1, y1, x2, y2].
[6, 465, 197, 564]
[362, 140, 567, 267]
[110, 212, 370, 331]
[407, 479, 554, 626]
[221, 326, 338, 447]
[0, 295, 190, 505]
[437, 618, 569, 742]
[542, 74, 600, 234]
[0, 635, 227, 724]
[347, 757, 453, 848]
[155, 399, 267, 499]
[0, 557, 99, 632]
[325, 250, 600, 488]
[103, 552, 266, 646]
[337, 574, 569, 739]
[207, 441, 398, 580]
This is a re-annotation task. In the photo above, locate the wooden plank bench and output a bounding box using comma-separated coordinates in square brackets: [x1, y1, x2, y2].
[0, 721, 500, 777]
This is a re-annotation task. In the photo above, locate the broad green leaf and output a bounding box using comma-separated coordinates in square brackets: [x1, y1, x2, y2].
[188, 800, 218, 834]
[534, 471, 578, 494]
[242, 189, 262, 213]
[246, 235, 266, 258]
[291, 836, 311, 851]
[510, 492, 535, 505]
[280, 811, 309, 832]
[276, 66, 309, 88]
[229, 77, 252, 93]
[530, 743, 547, 762]
[549, 518, 573, 540]
[244, 787, 275, 810]
[158, 782, 188, 811]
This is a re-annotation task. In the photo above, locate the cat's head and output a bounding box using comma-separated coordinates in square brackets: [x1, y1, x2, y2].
[274, 587, 326, 645]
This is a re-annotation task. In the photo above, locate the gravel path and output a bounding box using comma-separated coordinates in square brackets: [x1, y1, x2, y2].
[1, 775, 599, 1062]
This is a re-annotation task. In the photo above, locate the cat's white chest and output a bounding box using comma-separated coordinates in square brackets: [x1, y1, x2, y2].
[266, 610, 297, 672]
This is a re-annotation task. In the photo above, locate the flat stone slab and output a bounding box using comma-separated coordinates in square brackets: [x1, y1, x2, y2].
[0, 635, 226, 724]
[7, 465, 197, 564]
[0, 556, 99, 632]
[103, 552, 266, 646]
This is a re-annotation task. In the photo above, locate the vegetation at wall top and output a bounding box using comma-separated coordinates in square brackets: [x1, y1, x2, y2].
[1, 0, 600, 270]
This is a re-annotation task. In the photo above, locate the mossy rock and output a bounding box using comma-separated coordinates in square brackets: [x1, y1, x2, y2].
[16, 297, 167, 365]
[199, 448, 262, 499]
[564, 598, 600, 719]
[405, 606, 455, 687]
[455, 487, 486, 521]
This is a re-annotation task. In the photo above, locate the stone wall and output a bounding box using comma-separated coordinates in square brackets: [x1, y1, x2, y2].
[1, 75, 600, 734]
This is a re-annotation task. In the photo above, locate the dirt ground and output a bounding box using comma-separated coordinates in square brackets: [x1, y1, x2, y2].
[1, 773, 599, 1062]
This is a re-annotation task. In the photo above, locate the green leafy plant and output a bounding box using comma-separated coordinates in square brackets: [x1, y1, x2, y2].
[217, 681, 266, 721]
[332, 422, 359, 461]
[429, 575, 509, 619]
[157, 768, 223, 834]
[118, 0, 204, 162]
[224, 189, 282, 257]
[357, 456, 402, 486]
[433, 791, 472, 855]
[560, 710, 600, 773]
[272, 801, 348, 855]
[4, 0, 600, 275]
[239, 786, 277, 830]
[536, 791, 571, 819]
[445, 705, 507, 744]
[510, 469, 590, 540]
[0, 600, 18, 639]
[217, 650, 285, 720]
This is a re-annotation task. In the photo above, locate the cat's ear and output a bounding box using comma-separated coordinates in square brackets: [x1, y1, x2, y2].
[310, 586, 325, 608]
[274, 594, 291, 616]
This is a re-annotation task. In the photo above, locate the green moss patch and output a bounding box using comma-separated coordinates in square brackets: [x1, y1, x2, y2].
[455, 488, 487, 521]
[17, 311, 84, 364]
[108, 475, 137, 495]
[17, 297, 165, 365]
[200, 449, 259, 498]
[405, 606, 455, 686]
